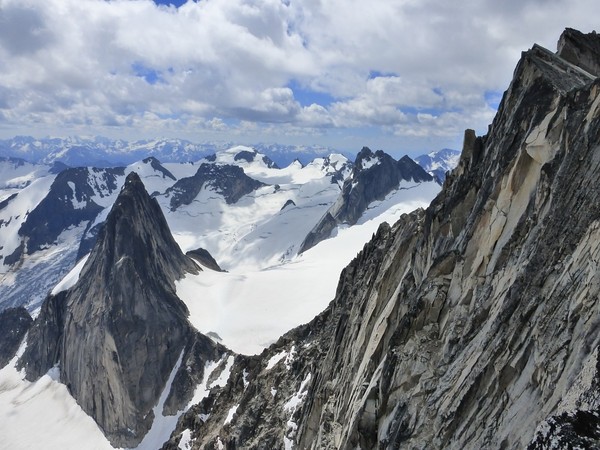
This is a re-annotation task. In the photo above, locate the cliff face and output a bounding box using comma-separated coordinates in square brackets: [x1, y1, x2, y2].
[0, 307, 32, 368]
[163, 30, 600, 450]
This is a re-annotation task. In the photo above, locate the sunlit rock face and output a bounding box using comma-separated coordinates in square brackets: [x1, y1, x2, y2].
[161, 29, 600, 450]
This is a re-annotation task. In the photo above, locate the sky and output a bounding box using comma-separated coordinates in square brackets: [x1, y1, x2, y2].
[0, 0, 597, 157]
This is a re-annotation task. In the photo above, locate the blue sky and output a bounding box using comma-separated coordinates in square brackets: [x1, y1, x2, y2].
[154, 0, 187, 7]
[0, 0, 597, 158]
[154, 0, 187, 8]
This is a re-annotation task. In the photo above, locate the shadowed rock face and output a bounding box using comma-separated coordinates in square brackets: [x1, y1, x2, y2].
[161, 30, 600, 450]
[186, 247, 224, 272]
[0, 307, 32, 368]
[558, 28, 600, 77]
[19, 172, 200, 447]
[14, 167, 124, 258]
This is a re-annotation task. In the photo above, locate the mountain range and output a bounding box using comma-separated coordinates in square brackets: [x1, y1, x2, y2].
[3, 27, 598, 450]
[0, 144, 447, 354]
[0, 139, 443, 449]
[0, 136, 359, 169]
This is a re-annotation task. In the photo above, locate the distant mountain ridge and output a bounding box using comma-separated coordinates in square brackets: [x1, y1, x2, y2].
[0, 136, 349, 168]
[414, 148, 461, 182]
[0, 135, 456, 174]
[0, 144, 441, 338]
[300, 147, 434, 253]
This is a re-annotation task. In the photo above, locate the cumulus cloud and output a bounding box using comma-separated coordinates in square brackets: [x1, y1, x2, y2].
[0, 0, 597, 153]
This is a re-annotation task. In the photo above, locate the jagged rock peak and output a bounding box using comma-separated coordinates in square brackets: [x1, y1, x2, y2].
[557, 28, 600, 77]
[522, 40, 596, 97]
[19, 171, 199, 447]
[299, 148, 431, 253]
[355, 146, 381, 169]
[353, 147, 431, 182]
[93, 171, 198, 285]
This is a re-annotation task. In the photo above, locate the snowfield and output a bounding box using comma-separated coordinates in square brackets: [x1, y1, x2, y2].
[176, 179, 439, 355]
[0, 341, 115, 450]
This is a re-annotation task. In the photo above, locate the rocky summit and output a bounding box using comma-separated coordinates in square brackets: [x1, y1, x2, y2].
[167, 162, 266, 210]
[157, 29, 600, 449]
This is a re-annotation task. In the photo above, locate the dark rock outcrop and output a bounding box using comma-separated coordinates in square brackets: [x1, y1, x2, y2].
[0, 192, 18, 212]
[18, 172, 204, 447]
[164, 29, 600, 450]
[142, 156, 177, 181]
[558, 28, 600, 77]
[299, 148, 432, 253]
[186, 247, 224, 272]
[281, 199, 296, 211]
[167, 163, 266, 210]
[234, 149, 279, 169]
[0, 306, 32, 368]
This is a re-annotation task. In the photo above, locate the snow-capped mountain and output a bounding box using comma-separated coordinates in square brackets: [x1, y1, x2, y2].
[0, 135, 460, 185]
[0, 136, 224, 167]
[414, 147, 461, 182]
[2, 27, 600, 450]
[300, 147, 436, 253]
[252, 142, 354, 167]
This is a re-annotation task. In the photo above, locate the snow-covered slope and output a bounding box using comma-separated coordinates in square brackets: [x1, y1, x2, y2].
[176, 179, 439, 355]
[0, 341, 114, 450]
[159, 147, 352, 271]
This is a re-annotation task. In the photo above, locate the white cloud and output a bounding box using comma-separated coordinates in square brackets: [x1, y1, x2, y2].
[0, 0, 597, 153]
